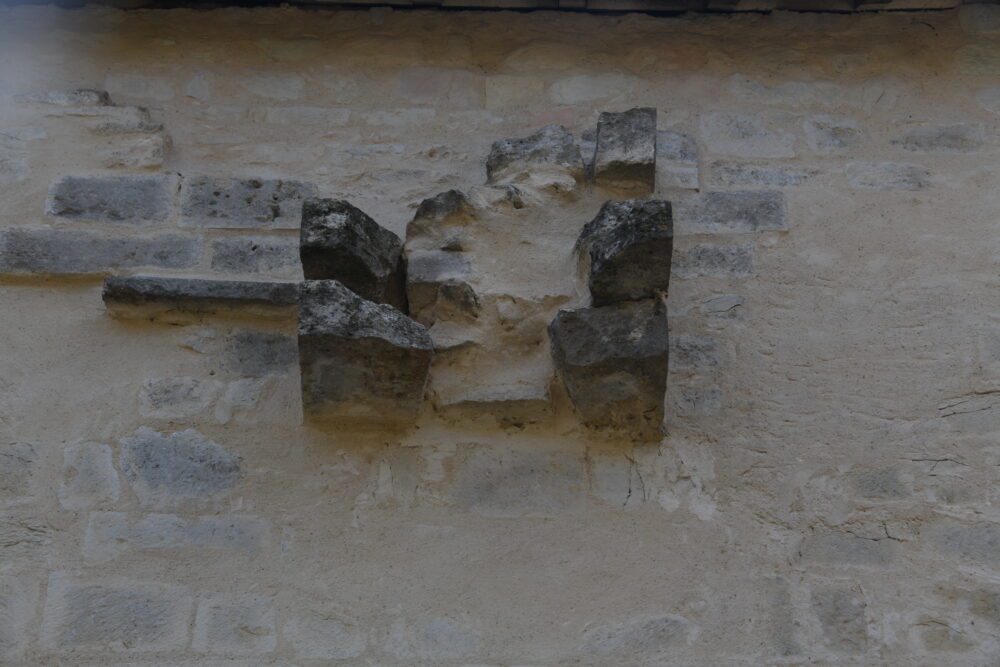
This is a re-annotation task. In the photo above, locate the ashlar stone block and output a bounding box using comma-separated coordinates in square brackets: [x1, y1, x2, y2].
[593, 107, 657, 194]
[485, 124, 584, 185]
[299, 280, 433, 425]
[46, 174, 174, 225]
[549, 299, 668, 440]
[180, 176, 317, 229]
[577, 198, 673, 306]
[300, 198, 406, 309]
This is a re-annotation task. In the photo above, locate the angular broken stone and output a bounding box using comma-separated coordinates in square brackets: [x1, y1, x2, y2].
[300, 198, 406, 309]
[406, 250, 478, 326]
[486, 124, 584, 184]
[406, 189, 474, 252]
[549, 299, 668, 440]
[298, 280, 433, 425]
[593, 107, 657, 194]
[577, 199, 673, 306]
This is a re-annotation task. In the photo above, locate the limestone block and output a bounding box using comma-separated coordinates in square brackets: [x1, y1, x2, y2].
[103, 277, 299, 319]
[811, 587, 867, 653]
[0, 575, 39, 662]
[891, 124, 985, 153]
[670, 334, 719, 370]
[119, 428, 243, 507]
[139, 377, 224, 420]
[180, 176, 318, 229]
[803, 115, 863, 155]
[0, 229, 201, 276]
[593, 107, 657, 194]
[210, 236, 299, 275]
[549, 299, 669, 439]
[406, 250, 478, 325]
[192, 594, 276, 656]
[0, 442, 35, 504]
[700, 112, 796, 158]
[846, 162, 931, 191]
[710, 162, 818, 187]
[284, 614, 367, 659]
[406, 189, 475, 252]
[485, 123, 584, 187]
[386, 617, 482, 660]
[675, 191, 787, 233]
[581, 614, 689, 657]
[672, 244, 753, 279]
[223, 330, 297, 377]
[58, 442, 120, 510]
[299, 198, 406, 308]
[298, 280, 433, 425]
[576, 198, 673, 306]
[657, 130, 699, 191]
[83, 512, 268, 563]
[45, 174, 174, 224]
[40, 573, 192, 652]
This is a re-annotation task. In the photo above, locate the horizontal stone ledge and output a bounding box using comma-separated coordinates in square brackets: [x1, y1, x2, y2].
[103, 276, 300, 318]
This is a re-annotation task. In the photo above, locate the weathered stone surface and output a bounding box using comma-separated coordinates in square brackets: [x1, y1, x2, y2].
[698, 294, 745, 320]
[434, 383, 551, 427]
[812, 587, 867, 653]
[675, 191, 787, 233]
[103, 276, 299, 318]
[670, 334, 719, 370]
[193, 594, 277, 656]
[139, 377, 224, 420]
[891, 124, 984, 153]
[0, 229, 201, 276]
[577, 198, 673, 306]
[41, 573, 192, 652]
[593, 107, 657, 193]
[656, 130, 699, 190]
[224, 330, 297, 377]
[300, 198, 405, 308]
[386, 617, 481, 660]
[700, 112, 796, 158]
[935, 521, 1000, 563]
[406, 189, 475, 251]
[119, 428, 242, 506]
[284, 614, 367, 659]
[799, 532, 896, 566]
[674, 386, 722, 415]
[0, 442, 35, 503]
[84, 512, 268, 563]
[59, 443, 120, 510]
[549, 299, 668, 439]
[581, 614, 689, 657]
[977, 87, 1000, 115]
[851, 468, 909, 499]
[803, 115, 863, 155]
[19, 89, 111, 106]
[180, 176, 318, 229]
[672, 244, 752, 279]
[46, 174, 173, 224]
[298, 280, 433, 424]
[847, 162, 931, 191]
[710, 162, 817, 187]
[485, 124, 584, 184]
[0, 575, 39, 662]
[406, 250, 477, 325]
[210, 236, 299, 274]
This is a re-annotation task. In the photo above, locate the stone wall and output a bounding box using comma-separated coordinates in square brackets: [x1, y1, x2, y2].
[2, 4, 1000, 664]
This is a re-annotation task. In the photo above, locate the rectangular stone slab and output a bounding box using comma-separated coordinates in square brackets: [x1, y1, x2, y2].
[103, 276, 299, 318]
[593, 107, 657, 194]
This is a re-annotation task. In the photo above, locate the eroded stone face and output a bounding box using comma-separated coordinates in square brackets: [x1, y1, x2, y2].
[485, 123, 584, 186]
[593, 107, 657, 194]
[298, 280, 433, 425]
[577, 198, 673, 306]
[300, 198, 406, 309]
[549, 298, 668, 439]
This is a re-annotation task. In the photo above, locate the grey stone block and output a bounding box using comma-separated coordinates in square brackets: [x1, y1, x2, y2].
[298, 280, 433, 425]
[593, 107, 657, 193]
[676, 191, 787, 233]
[581, 614, 688, 657]
[700, 112, 796, 158]
[224, 330, 297, 377]
[799, 532, 896, 566]
[119, 428, 242, 506]
[811, 587, 867, 653]
[803, 115, 863, 155]
[891, 124, 985, 153]
[386, 617, 481, 661]
[284, 614, 367, 660]
[103, 276, 299, 318]
[19, 89, 112, 106]
[210, 236, 299, 274]
[299, 198, 405, 308]
[549, 299, 668, 439]
[0, 229, 201, 276]
[46, 174, 173, 224]
[577, 199, 673, 306]
[847, 162, 931, 191]
[406, 189, 475, 252]
[672, 244, 752, 279]
[406, 250, 477, 325]
[41, 573, 192, 652]
[710, 162, 817, 187]
[84, 512, 267, 563]
[0, 442, 35, 503]
[486, 124, 584, 183]
[851, 468, 909, 499]
[0, 575, 39, 662]
[935, 521, 1000, 563]
[180, 176, 318, 229]
[192, 594, 276, 656]
[670, 334, 719, 370]
[58, 443, 120, 510]
[139, 377, 224, 420]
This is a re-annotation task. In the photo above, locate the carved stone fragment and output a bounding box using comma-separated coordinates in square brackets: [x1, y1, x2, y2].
[485, 124, 584, 185]
[593, 107, 657, 194]
[549, 299, 668, 440]
[298, 280, 433, 425]
[300, 198, 406, 309]
[406, 189, 474, 252]
[577, 199, 673, 306]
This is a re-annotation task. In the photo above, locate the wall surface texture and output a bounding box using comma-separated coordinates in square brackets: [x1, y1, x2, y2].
[2, 4, 1000, 665]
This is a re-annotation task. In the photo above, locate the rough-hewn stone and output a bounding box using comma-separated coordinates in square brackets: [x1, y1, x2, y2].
[549, 299, 668, 439]
[193, 594, 277, 656]
[210, 236, 299, 274]
[84, 512, 268, 562]
[485, 124, 584, 184]
[299, 198, 406, 308]
[45, 174, 174, 224]
[180, 176, 317, 229]
[710, 162, 817, 187]
[103, 276, 299, 318]
[119, 428, 243, 506]
[139, 377, 224, 420]
[672, 243, 753, 279]
[0, 229, 201, 276]
[593, 107, 657, 193]
[576, 198, 673, 306]
[675, 191, 787, 233]
[298, 280, 433, 424]
[223, 330, 297, 377]
[58, 443, 120, 510]
[406, 250, 477, 324]
[406, 189, 475, 252]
